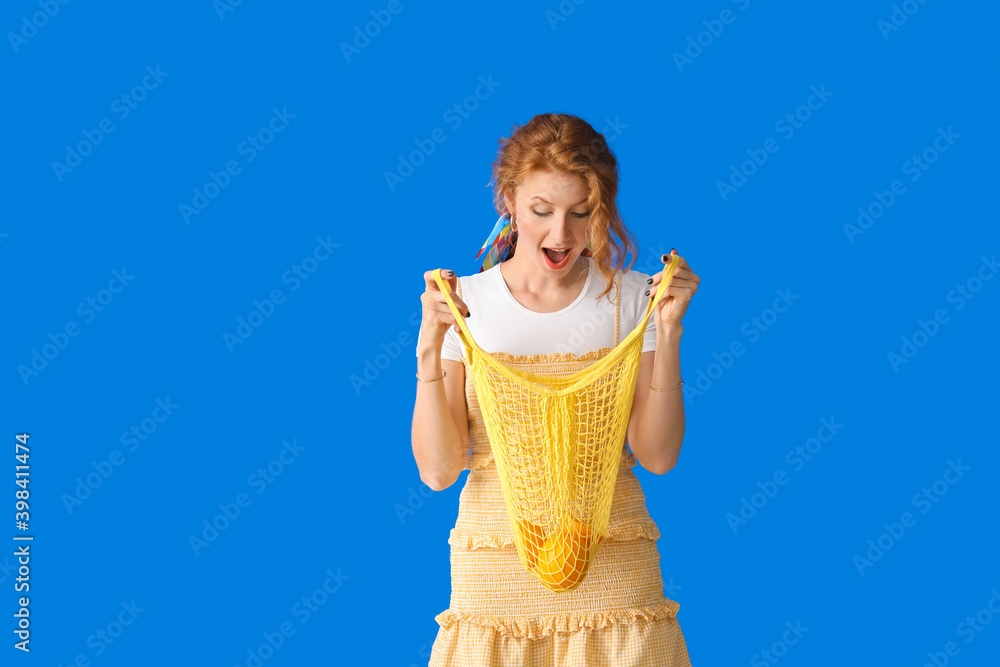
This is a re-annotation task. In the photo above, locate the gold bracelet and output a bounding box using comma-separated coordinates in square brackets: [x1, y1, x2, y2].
[649, 379, 683, 391]
[416, 369, 447, 383]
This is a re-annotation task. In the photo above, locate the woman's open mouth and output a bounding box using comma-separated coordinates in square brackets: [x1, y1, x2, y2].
[543, 247, 572, 269]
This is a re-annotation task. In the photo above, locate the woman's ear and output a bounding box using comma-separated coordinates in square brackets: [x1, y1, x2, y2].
[502, 190, 515, 219]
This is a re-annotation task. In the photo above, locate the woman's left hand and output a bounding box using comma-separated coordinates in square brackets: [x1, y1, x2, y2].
[646, 248, 700, 330]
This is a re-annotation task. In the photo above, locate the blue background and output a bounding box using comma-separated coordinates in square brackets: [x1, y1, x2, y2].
[2, 0, 998, 665]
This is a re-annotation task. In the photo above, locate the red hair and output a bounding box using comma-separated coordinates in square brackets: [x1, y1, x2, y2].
[488, 113, 639, 302]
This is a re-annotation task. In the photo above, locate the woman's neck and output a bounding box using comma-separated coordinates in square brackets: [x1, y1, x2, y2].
[499, 253, 590, 313]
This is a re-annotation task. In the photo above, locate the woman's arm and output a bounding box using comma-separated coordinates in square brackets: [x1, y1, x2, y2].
[411, 346, 469, 491]
[626, 325, 685, 475]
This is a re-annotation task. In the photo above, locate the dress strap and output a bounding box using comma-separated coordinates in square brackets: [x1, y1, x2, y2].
[614, 272, 621, 347]
[455, 277, 465, 363]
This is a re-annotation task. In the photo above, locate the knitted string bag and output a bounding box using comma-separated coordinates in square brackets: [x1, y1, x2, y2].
[433, 252, 680, 592]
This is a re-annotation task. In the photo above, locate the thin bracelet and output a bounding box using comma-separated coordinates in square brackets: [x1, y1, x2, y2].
[649, 379, 683, 391]
[416, 369, 447, 383]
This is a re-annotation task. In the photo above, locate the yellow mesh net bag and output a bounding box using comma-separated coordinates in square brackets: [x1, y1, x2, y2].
[433, 253, 680, 592]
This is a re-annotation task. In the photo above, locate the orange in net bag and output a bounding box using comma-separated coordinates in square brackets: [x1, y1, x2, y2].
[433, 253, 680, 592]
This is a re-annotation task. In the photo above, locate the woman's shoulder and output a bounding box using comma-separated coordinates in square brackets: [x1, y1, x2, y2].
[455, 265, 501, 294]
[442, 267, 489, 306]
[614, 263, 659, 328]
[617, 262, 654, 296]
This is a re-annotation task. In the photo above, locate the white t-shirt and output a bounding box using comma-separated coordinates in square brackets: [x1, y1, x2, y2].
[416, 256, 660, 362]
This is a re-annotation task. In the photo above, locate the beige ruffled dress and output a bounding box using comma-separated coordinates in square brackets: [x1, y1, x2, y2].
[428, 274, 693, 667]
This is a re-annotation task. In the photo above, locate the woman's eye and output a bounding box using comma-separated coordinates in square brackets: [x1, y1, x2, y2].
[531, 209, 591, 217]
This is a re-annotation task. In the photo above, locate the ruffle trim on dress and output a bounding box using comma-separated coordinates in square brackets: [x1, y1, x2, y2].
[465, 447, 637, 471]
[434, 598, 680, 639]
[474, 347, 615, 366]
[448, 520, 660, 549]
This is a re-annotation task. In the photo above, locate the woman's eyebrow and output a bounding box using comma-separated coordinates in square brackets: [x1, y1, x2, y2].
[528, 196, 589, 206]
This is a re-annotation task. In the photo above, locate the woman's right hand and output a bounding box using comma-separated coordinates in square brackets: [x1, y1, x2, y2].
[420, 269, 471, 345]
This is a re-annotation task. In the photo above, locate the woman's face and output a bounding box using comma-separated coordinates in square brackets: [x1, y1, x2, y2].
[507, 168, 592, 275]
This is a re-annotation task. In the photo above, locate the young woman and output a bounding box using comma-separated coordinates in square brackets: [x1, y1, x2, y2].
[411, 112, 700, 666]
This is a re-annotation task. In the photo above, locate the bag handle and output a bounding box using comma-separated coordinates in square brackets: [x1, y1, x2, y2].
[432, 253, 680, 356]
[640, 253, 681, 326]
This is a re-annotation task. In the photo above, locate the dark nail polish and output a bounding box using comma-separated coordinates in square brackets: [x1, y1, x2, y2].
[644, 289, 650, 296]
[670, 248, 675, 254]
[646, 277, 652, 284]
[466, 310, 471, 318]
[447, 270, 455, 277]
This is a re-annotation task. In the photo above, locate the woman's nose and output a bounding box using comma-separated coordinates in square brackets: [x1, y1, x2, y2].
[552, 214, 573, 239]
